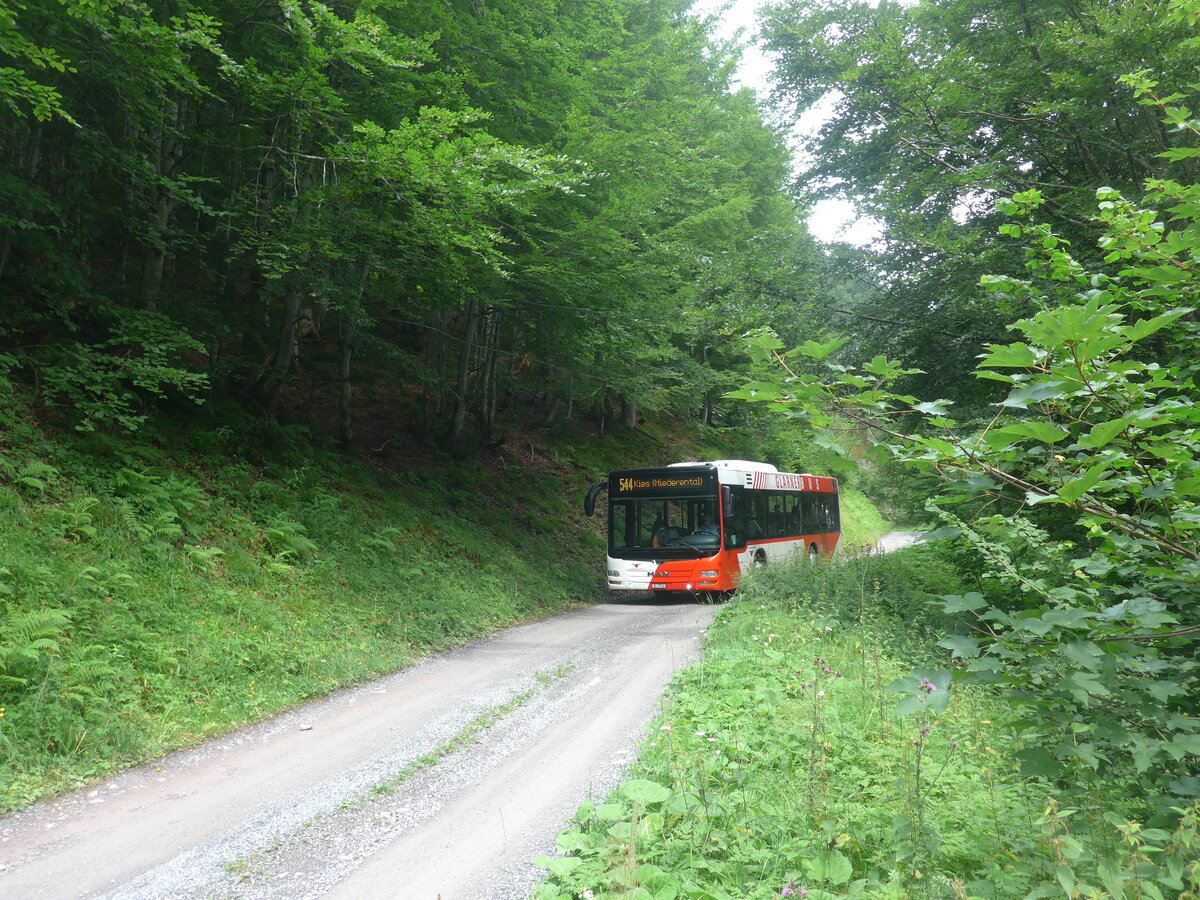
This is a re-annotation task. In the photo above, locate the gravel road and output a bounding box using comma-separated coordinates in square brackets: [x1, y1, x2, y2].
[0, 596, 715, 900]
[875, 531, 925, 554]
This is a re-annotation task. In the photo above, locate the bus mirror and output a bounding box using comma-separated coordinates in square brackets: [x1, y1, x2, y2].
[584, 481, 607, 517]
[721, 485, 734, 518]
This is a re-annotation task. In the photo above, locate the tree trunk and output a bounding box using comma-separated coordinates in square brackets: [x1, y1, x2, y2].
[622, 397, 638, 428]
[339, 260, 369, 447]
[700, 344, 714, 426]
[479, 305, 502, 443]
[140, 99, 183, 311]
[260, 287, 305, 406]
[254, 152, 314, 407]
[593, 351, 606, 438]
[429, 308, 449, 424]
[449, 298, 480, 445]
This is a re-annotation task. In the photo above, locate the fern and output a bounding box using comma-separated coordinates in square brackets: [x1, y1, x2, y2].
[8, 460, 60, 494]
[0, 607, 73, 681]
[49, 646, 118, 710]
[263, 518, 318, 559]
[184, 544, 224, 573]
[54, 496, 100, 542]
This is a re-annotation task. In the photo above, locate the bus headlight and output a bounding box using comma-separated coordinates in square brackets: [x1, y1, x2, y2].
[607, 569, 620, 577]
[700, 570, 717, 578]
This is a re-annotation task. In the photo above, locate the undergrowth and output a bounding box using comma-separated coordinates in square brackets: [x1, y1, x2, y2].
[836, 488, 890, 550]
[535, 551, 1200, 899]
[0, 396, 691, 811]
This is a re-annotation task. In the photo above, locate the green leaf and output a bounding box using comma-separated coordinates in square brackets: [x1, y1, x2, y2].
[1025, 490, 1061, 505]
[982, 422, 1069, 449]
[895, 695, 928, 716]
[940, 592, 987, 613]
[1077, 419, 1128, 449]
[1097, 859, 1127, 899]
[805, 850, 853, 885]
[622, 779, 671, 805]
[1171, 734, 1200, 757]
[886, 676, 920, 693]
[938, 635, 981, 658]
[744, 330, 785, 352]
[913, 399, 953, 416]
[1158, 147, 1200, 161]
[1060, 641, 1104, 670]
[542, 856, 581, 877]
[1063, 671, 1110, 702]
[1056, 865, 1076, 897]
[1121, 307, 1193, 341]
[1057, 461, 1111, 503]
[998, 381, 1068, 409]
[1016, 747, 1062, 778]
[861, 354, 897, 376]
[796, 337, 850, 360]
[979, 342, 1040, 368]
[595, 803, 626, 822]
[1041, 608, 1095, 628]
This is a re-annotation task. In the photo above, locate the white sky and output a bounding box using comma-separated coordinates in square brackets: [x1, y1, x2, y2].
[691, 0, 883, 246]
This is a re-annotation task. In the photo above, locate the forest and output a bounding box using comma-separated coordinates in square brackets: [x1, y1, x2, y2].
[2, 0, 1199, 895]
[1, 0, 830, 448]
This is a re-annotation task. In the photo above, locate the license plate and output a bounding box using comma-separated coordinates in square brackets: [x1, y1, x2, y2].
[650, 583, 666, 589]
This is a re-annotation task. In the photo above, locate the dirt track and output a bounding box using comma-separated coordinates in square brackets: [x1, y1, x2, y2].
[0, 596, 714, 899]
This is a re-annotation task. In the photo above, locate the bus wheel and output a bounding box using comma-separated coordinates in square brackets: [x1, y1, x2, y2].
[753, 550, 767, 568]
[808, 543, 819, 563]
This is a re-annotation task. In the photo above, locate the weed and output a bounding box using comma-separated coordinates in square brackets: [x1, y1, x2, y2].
[536, 553, 1187, 899]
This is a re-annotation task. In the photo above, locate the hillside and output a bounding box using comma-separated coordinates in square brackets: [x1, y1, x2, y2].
[0, 387, 888, 812]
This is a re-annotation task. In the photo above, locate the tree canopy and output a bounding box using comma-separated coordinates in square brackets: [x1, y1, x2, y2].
[0, 0, 824, 447]
[762, 0, 1200, 401]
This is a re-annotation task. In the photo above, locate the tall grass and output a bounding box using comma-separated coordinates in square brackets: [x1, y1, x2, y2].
[838, 487, 892, 550]
[535, 552, 1200, 899]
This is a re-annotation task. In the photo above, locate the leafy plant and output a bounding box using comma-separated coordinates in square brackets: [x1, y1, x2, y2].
[0, 604, 72, 689]
[730, 84, 1200, 815]
[36, 310, 208, 433]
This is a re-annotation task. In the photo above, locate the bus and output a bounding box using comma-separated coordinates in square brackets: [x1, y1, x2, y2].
[583, 460, 840, 595]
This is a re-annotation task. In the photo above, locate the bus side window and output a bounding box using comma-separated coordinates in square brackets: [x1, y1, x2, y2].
[769, 495, 785, 537]
[748, 494, 767, 539]
[785, 494, 801, 536]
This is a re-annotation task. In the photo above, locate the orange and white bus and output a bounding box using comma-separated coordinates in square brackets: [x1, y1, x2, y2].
[583, 460, 840, 595]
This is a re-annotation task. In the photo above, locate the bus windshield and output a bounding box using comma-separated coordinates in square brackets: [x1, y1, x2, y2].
[610, 495, 721, 557]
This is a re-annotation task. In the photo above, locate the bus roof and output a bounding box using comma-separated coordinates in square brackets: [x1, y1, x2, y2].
[654, 460, 837, 493]
[668, 459, 778, 473]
